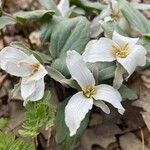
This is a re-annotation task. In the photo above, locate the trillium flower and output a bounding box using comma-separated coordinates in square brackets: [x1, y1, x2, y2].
[99, 0, 121, 22]
[83, 31, 147, 78]
[90, 0, 127, 37]
[65, 50, 125, 136]
[0, 46, 47, 104]
[57, 0, 70, 17]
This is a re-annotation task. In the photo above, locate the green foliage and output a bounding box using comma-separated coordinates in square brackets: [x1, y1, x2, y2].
[50, 16, 90, 58]
[119, 0, 150, 34]
[113, 63, 127, 89]
[50, 16, 90, 77]
[40, 16, 64, 42]
[0, 10, 54, 29]
[55, 98, 90, 150]
[133, 3, 150, 10]
[119, 85, 138, 101]
[14, 10, 55, 24]
[46, 66, 80, 89]
[0, 131, 34, 150]
[38, 0, 60, 15]
[19, 91, 56, 137]
[87, 62, 116, 84]
[70, 0, 103, 13]
[0, 16, 16, 29]
[0, 118, 8, 130]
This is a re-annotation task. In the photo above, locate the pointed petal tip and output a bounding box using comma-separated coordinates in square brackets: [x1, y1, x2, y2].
[69, 131, 75, 137]
[118, 108, 125, 115]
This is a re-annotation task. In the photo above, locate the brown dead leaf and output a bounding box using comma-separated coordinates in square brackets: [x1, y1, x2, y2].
[29, 31, 41, 47]
[119, 133, 149, 150]
[0, 39, 4, 49]
[6, 101, 25, 136]
[141, 70, 150, 88]
[80, 128, 117, 150]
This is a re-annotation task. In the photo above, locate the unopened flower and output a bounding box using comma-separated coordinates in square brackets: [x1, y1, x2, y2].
[65, 50, 124, 136]
[57, 0, 70, 17]
[0, 46, 47, 103]
[83, 31, 147, 78]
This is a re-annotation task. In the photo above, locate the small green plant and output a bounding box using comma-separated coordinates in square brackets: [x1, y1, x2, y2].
[0, 131, 34, 150]
[19, 91, 56, 137]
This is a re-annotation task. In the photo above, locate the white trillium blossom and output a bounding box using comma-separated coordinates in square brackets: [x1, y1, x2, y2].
[99, 0, 122, 22]
[65, 50, 125, 136]
[90, 0, 127, 37]
[0, 46, 47, 104]
[57, 0, 70, 17]
[83, 31, 147, 78]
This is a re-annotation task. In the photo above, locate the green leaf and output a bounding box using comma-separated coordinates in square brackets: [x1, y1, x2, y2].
[119, 84, 138, 101]
[46, 66, 79, 89]
[143, 33, 150, 39]
[50, 16, 90, 58]
[0, 16, 16, 29]
[14, 10, 54, 24]
[38, 0, 60, 15]
[94, 100, 110, 114]
[88, 62, 116, 84]
[132, 3, 150, 10]
[113, 63, 127, 89]
[118, 0, 150, 34]
[19, 91, 56, 137]
[40, 16, 64, 42]
[55, 98, 90, 150]
[0, 118, 8, 130]
[70, 0, 103, 13]
[0, 131, 34, 150]
[50, 16, 90, 77]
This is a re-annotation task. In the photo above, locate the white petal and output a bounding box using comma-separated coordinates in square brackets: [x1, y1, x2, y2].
[117, 45, 147, 78]
[0, 47, 31, 77]
[90, 15, 103, 38]
[24, 55, 47, 82]
[66, 50, 95, 89]
[21, 78, 45, 102]
[65, 92, 93, 136]
[57, 0, 70, 17]
[99, 7, 112, 20]
[27, 64, 47, 82]
[111, 0, 119, 14]
[82, 38, 116, 63]
[112, 31, 139, 49]
[94, 84, 125, 114]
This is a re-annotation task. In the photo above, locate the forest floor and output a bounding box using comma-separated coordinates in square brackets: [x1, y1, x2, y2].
[0, 0, 150, 150]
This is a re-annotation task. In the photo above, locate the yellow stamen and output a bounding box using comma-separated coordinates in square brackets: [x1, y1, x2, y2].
[17, 61, 40, 75]
[31, 63, 40, 74]
[112, 43, 129, 58]
[111, 10, 122, 22]
[83, 85, 96, 98]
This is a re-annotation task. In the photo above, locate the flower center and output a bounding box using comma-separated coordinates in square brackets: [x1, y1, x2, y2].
[112, 43, 129, 58]
[31, 63, 40, 74]
[111, 10, 122, 22]
[83, 86, 96, 98]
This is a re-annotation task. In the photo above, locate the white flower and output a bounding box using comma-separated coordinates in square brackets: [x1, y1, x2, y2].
[100, 0, 121, 22]
[83, 31, 147, 78]
[57, 0, 70, 17]
[65, 50, 125, 136]
[0, 46, 47, 103]
[90, 0, 127, 37]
